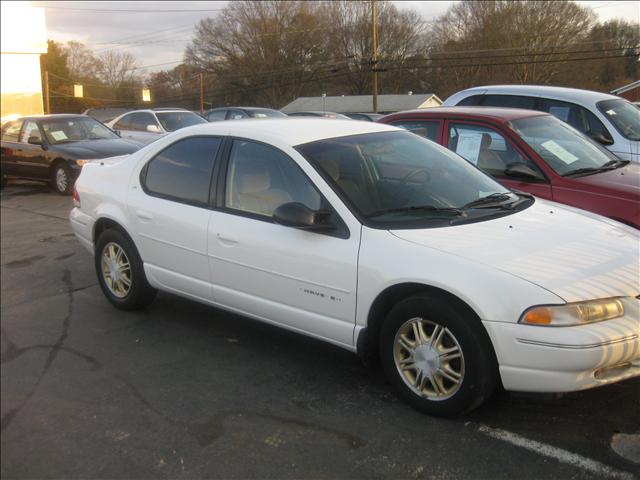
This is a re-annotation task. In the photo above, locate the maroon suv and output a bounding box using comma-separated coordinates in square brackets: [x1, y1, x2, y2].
[379, 107, 639, 228]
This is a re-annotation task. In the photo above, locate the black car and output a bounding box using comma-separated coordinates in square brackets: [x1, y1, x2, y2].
[203, 107, 287, 121]
[1, 114, 143, 194]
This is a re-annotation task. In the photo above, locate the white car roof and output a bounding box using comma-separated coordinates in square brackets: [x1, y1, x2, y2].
[174, 117, 399, 146]
[450, 85, 621, 107]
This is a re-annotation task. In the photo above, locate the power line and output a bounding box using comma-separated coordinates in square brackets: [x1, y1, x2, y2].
[35, 4, 226, 13]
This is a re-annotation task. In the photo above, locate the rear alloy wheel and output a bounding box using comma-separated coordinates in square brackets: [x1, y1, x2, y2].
[380, 294, 498, 417]
[95, 228, 157, 310]
[51, 163, 72, 195]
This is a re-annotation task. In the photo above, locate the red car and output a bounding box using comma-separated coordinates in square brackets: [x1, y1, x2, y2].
[379, 107, 640, 228]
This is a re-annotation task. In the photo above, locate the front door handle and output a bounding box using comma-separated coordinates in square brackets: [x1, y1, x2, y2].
[135, 210, 154, 221]
[216, 233, 238, 245]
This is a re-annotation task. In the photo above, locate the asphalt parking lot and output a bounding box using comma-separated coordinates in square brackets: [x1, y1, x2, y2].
[1, 181, 639, 480]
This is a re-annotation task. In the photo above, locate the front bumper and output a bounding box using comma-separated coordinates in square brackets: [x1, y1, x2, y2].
[483, 309, 640, 393]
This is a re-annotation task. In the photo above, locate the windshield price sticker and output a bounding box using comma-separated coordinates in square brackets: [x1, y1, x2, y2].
[456, 133, 483, 164]
[541, 140, 579, 165]
[50, 131, 68, 141]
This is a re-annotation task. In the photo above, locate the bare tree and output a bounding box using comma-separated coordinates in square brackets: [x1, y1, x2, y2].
[64, 41, 100, 80]
[185, 0, 329, 108]
[97, 50, 138, 89]
[428, 1, 596, 97]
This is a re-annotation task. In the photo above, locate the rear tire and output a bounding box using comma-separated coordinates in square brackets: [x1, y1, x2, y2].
[379, 293, 498, 417]
[95, 228, 157, 310]
[51, 162, 73, 195]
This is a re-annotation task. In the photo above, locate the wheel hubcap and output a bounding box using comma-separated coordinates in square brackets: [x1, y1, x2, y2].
[393, 317, 465, 400]
[56, 168, 67, 192]
[100, 242, 131, 298]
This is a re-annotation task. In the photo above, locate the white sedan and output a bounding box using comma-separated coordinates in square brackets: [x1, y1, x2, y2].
[69, 119, 640, 416]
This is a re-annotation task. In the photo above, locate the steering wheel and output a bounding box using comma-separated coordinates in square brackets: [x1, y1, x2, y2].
[392, 167, 432, 203]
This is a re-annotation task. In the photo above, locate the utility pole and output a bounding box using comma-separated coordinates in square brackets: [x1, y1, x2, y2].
[43, 69, 51, 114]
[371, 0, 378, 113]
[199, 73, 204, 114]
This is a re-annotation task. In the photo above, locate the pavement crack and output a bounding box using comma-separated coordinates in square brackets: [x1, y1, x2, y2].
[1, 269, 76, 432]
[0, 205, 68, 221]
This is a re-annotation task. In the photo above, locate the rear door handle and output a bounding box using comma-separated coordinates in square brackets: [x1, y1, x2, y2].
[135, 210, 153, 221]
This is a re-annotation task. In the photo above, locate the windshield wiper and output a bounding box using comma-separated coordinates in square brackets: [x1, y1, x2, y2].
[563, 159, 629, 177]
[461, 192, 515, 210]
[366, 205, 464, 218]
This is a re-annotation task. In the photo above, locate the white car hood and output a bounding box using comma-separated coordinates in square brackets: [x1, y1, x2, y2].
[391, 200, 640, 303]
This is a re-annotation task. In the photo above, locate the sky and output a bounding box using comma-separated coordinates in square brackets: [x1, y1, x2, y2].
[30, 0, 640, 76]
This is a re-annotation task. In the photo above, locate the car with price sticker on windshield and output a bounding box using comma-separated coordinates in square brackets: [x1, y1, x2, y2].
[69, 118, 640, 416]
[379, 107, 640, 228]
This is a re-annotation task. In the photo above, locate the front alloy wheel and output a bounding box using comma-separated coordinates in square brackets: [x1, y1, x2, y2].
[380, 294, 498, 417]
[393, 317, 465, 400]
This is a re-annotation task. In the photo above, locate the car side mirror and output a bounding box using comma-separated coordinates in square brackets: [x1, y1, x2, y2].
[114, 130, 121, 137]
[273, 202, 333, 230]
[504, 163, 545, 181]
[146, 124, 161, 133]
[587, 131, 614, 146]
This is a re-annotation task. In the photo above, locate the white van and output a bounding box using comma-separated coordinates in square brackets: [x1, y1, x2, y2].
[444, 85, 640, 162]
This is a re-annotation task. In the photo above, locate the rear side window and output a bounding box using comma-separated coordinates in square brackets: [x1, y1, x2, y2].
[389, 120, 440, 141]
[227, 110, 248, 120]
[456, 95, 483, 106]
[481, 95, 536, 109]
[128, 112, 160, 132]
[206, 110, 227, 121]
[143, 136, 221, 206]
[19, 120, 42, 143]
[2, 120, 24, 142]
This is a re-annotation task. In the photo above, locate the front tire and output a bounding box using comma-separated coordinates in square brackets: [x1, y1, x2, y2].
[51, 163, 73, 195]
[380, 294, 498, 417]
[95, 228, 157, 310]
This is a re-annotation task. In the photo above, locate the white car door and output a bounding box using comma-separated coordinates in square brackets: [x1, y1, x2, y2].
[207, 138, 361, 348]
[128, 136, 222, 301]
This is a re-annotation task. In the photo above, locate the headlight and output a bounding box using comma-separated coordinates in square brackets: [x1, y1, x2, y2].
[520, 297, 625, 326]
[75, 159, 91, 167]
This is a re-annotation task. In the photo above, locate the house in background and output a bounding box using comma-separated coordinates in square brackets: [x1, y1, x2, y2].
[281, 93, 443, 115]
[610, 80, 640, 102]
[1, 1, 47, 121]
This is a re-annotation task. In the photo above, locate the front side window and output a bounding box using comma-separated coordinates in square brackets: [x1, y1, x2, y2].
[297, 131, 525, 228]
[390, 120, 440, 142]
[510, 115, 623, 176]
[597, 99, 640, 141]
[538, 99, 613, 144]
[19, 120, 42, 143]
[156, 111, 206, 132]
[225, 140, 321, 217]
[447, 123, 540, 177]
[2, 120, 24, 142]
[113, 114, 132, 131]
[40, 117, 119, 144]
[143, 136, 221, 205]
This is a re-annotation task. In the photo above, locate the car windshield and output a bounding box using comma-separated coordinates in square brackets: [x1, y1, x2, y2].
[296, 130, 523, 228]
[510, 115, 622, 175]
[155, 111, 207, 132]
[40, 117, 118, 144]
[597, 99, 640, 141]
[250, 109, 287, 118]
